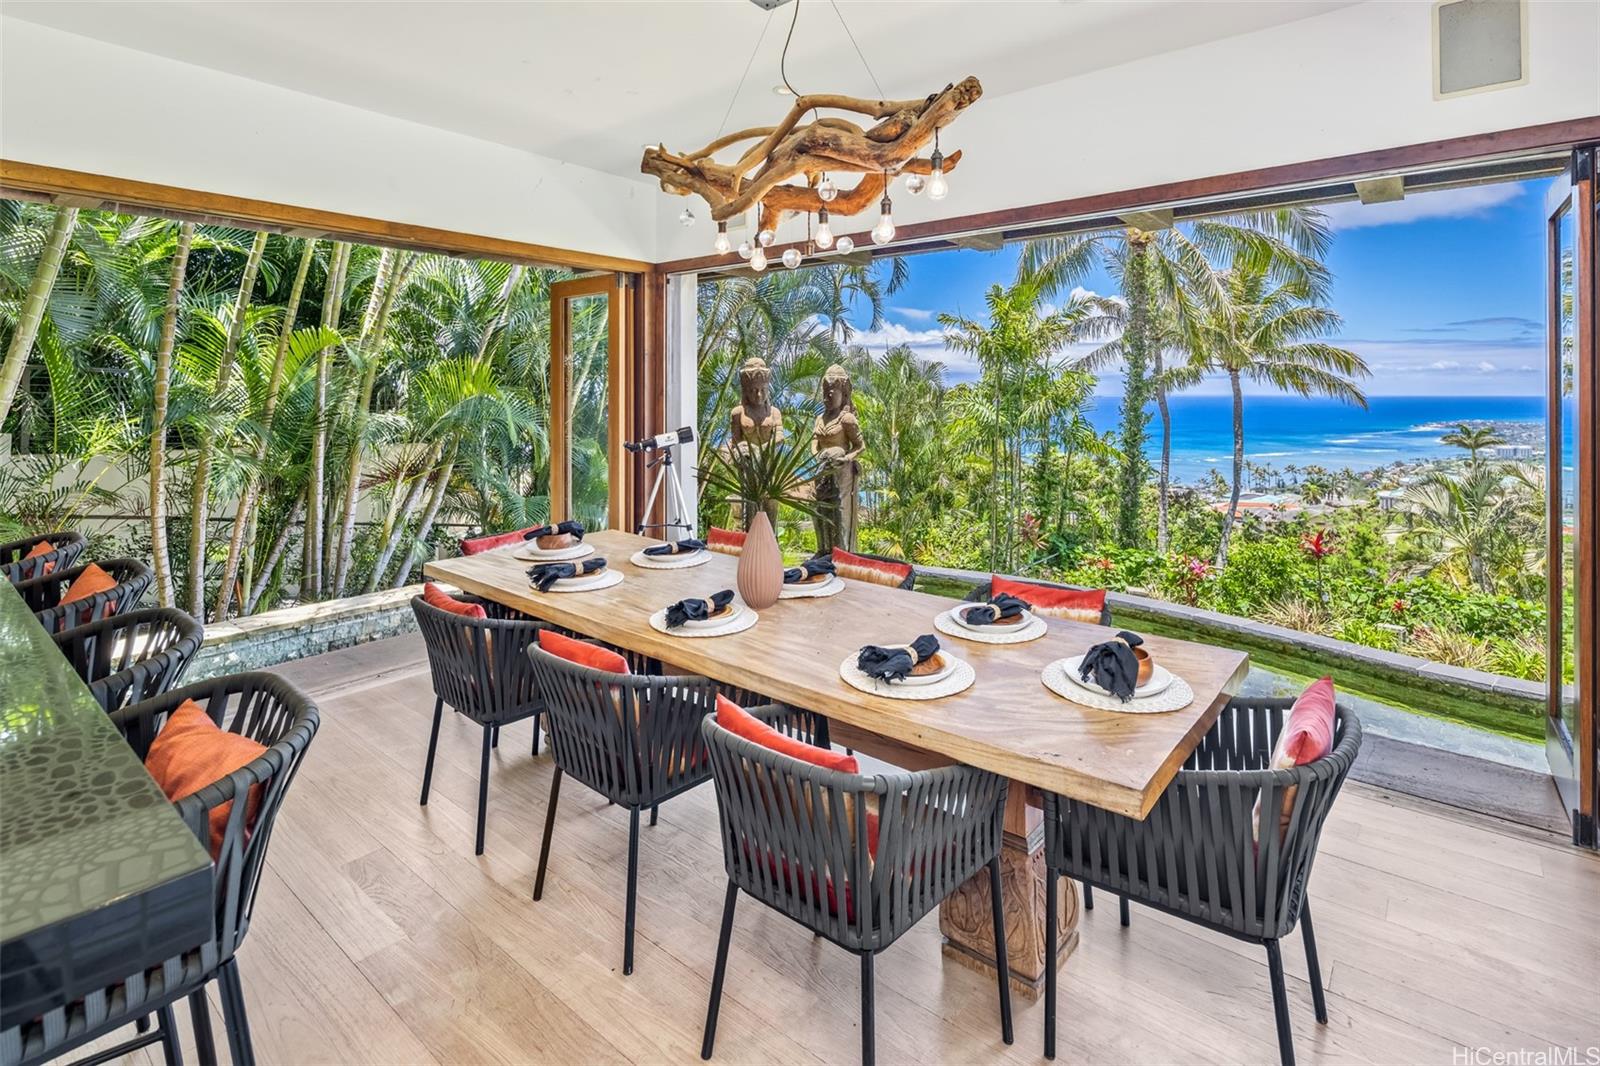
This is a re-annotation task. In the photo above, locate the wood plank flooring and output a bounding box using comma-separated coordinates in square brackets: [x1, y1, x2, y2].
[80, 635, 1600, 1065]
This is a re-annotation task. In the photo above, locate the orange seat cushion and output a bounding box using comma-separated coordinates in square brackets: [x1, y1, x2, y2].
[422, 581, 487, 619]
[537, 629, 630, 674]
[990, 575, 1105, 623]
[459, 526, 538, 555]
[144, 700, 269, 858]
[716, 694, 859, 773]
[22, 540, 56, 575]
[61, 562, 118, 605]
[706, 527, 745, 555]
[832, 548, 912, 587]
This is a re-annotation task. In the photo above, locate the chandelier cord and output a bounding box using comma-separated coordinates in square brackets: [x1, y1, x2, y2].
[780, 0, 803, 99]
[829, 0, 886, 102]
[715, 8, 774, 139]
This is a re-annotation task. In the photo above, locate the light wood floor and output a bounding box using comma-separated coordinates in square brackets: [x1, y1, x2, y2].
[87, 635, 1600, 1065]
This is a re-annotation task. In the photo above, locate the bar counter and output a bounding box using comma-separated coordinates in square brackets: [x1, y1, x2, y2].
[0, 581, 212, 1029]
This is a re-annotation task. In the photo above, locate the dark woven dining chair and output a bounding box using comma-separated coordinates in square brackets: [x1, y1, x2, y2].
[412, 592, 548, 856]
[526, 645, 825, 976]
[1, 531, 85, 584]
[963, 575, 1113, 626]
[699, 715, 1014, 1066]
[1041, 698, 1362, 1066]
[16, 557, 153, 633]
[0, 672, 319, 1066]
[52, 607, 204, 713]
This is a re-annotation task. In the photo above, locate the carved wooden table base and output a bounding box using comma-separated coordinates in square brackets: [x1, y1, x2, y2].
[938, 785, 1079, 999]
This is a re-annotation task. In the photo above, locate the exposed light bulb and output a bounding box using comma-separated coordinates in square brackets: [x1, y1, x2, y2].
[927, 148, 949, 201]
[750, 248, 767, 272]
[678, 206, 696, 227]
[737, 240, 753, 260]
[871, 191, 895, 246]
[757, 228, 775, 247]
[814, 208, 833, 250]
[782, 247, 802, 269]
[835, 235, 855, 255]
[904, 174, 926, 196]
[817, 175, 838, 202]
[713, 223, 731, 255]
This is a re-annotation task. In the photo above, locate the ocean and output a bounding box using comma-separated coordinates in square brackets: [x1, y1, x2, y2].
[1082, 394, 1547, 485]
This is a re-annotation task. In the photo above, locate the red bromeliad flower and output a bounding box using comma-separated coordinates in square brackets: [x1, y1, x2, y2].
[1300, 529, 1335, 560]
[1185, 556, 1212, 579]
[1391, 598, 1409, 615]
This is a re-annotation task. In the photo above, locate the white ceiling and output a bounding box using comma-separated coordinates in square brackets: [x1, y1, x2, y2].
[3, 0, 1359, 182]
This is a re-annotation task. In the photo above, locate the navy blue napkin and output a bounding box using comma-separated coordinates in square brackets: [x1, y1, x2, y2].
[857, 634, 940, 682]
[666, 589, 735, 629]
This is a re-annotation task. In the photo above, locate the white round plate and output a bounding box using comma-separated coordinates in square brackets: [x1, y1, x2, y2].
[955, 603, 1034, 634]
[649, 606, 758, 638]
[630, 548, 711, 570]
[779, 575, 845, 599]
[839, 652, 974, 701]
[1059, 653, 1174, 698]
[1041, 657, 1193, 714]
[514, 542, 594, 562]
[680, 602, 744, 630]
[934, 607, 1047, 645]
[541, 568, 623, 593]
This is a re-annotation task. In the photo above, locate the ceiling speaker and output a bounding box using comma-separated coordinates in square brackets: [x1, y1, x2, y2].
[1434, 0, 1527, 99]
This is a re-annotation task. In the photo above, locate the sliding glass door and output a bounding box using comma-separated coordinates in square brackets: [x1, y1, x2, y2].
[550, 275, 630, 530]
[1545, 146, 1599, 847]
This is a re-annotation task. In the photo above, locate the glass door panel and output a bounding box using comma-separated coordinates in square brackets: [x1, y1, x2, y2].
[550, 276, 628, 530]
[1545, 148, 1599, 846]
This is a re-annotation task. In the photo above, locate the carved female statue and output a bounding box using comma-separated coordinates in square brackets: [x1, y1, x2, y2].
[812, 364, 866, 553]
[728, 357, 784, 450]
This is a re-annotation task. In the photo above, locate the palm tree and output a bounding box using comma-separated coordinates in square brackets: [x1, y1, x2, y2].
[1439, 422, 1506, 461]
[1198, 258, 1368, 566]
[1396, 462, 1538, 592]
[149, 222, 195, 607]
[940, 272, 1101, 572]
[304, 240, 350, 599]
[853, 343, 948, 558]
[0, 206, 79, 426]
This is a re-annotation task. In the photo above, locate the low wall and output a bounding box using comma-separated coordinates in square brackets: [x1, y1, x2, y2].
[915, 563, 1544, 738]
[189, 585, 423, 680]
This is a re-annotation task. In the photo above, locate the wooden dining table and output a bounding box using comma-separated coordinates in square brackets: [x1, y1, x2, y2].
[425, 529, 1249, 998]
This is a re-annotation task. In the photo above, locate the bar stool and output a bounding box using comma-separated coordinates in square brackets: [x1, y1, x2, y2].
[1, 531, 85, 584]
[15, 558, 152, 633]
[53, 607, 204, 713]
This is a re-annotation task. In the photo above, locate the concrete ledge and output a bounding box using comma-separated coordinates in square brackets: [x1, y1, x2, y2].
[915, 563, 1543, 723]
[190, 585, 423, 680]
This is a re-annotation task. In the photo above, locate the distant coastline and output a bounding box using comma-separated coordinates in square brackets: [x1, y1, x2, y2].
[1084, 394, 1546, 484]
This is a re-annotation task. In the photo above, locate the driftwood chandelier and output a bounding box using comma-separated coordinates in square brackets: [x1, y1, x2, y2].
[641, 0, 981, 270]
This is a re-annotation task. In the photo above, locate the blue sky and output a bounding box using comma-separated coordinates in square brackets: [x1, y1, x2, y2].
[844, 175, 1554, 397]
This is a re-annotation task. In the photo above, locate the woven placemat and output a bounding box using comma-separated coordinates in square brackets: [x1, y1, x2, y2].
[540, 569, 624, 594]
[1040, 658, 1193, 713]
[514, 542, 594, 563]
[838, 653, 975, 701]
[630, 549, 712, 570]
[648, 606, 758, 637]
[779, 575, 845, 599]
[933, 606, 1047, 645]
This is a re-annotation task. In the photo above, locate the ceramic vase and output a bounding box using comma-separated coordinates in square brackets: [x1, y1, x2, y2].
[736, 509, 783, 610]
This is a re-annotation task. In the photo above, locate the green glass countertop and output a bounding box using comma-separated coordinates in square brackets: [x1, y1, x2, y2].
[0, 580, 211, 945]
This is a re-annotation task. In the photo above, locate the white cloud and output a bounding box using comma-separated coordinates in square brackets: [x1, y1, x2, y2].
[891, 306, 936, 321]
[1476, 360, 1497, 372]
[1319, 182, 1524, 231]
[1429, 359, 1461, 370]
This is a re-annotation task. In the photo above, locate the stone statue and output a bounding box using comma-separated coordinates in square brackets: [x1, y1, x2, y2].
[729, 356, 784, 450]
[812, 363, 865, 554]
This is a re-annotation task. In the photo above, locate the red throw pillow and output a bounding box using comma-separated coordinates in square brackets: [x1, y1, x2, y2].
[832, 548, 912, 587]
[460, 526, 538, 555]
[61, 562, 118, 605]
[706, 527, 746, 556]
[1253, 676, 1337, 843]
[422, 581, 487, 619]
[22, 540, 56, 576]
[537, 629, 630, 674]
[716, 694, 859, 774]
[991, 575, 1105, 623]
[145, 699, 269, 859]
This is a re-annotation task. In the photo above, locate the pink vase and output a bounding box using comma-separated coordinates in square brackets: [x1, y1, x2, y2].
[736, 510, 784, 610]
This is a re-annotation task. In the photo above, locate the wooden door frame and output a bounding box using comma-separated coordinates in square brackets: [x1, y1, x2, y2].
[549, 274, 632, 530]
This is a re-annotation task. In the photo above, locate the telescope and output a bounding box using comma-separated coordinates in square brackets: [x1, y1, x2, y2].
[623, 426, 695, 454]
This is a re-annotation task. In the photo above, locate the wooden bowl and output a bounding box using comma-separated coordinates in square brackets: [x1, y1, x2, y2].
[1133, 645, 1154, 687]
[536, 532, 576, 550]
[909, 651, 946, 677]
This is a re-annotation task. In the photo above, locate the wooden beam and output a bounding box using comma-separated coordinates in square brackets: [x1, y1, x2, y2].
[0, 159, 651, 275]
